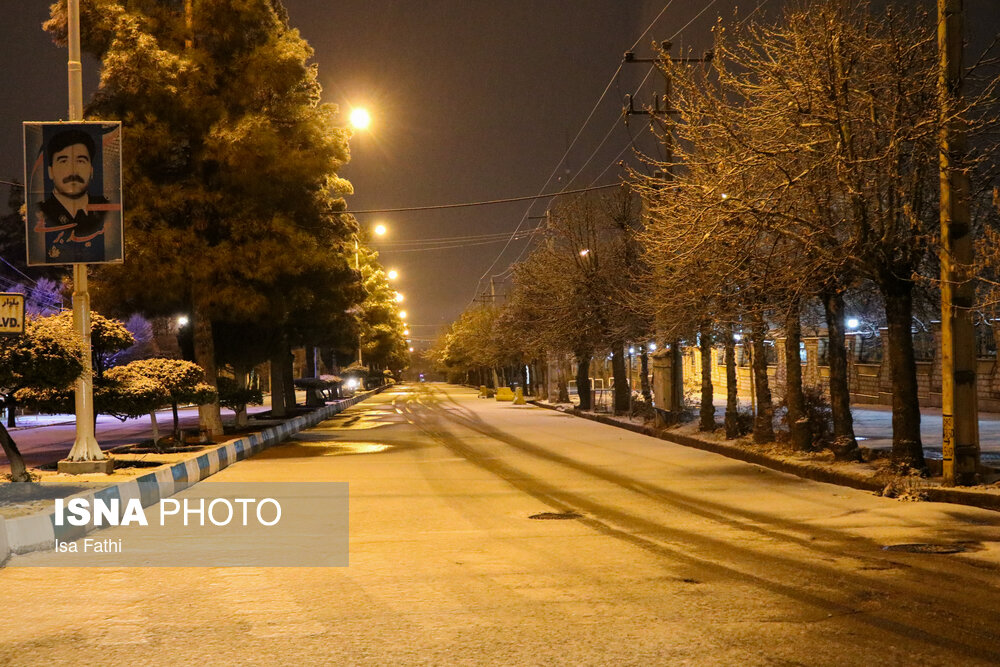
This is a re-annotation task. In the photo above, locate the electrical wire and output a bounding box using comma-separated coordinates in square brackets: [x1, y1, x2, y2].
[469, 0, 681, 302]
[385, 235, 540, 253]
[0, 256, 39, 285]
[341, 183, 619, 215]
[377, 228, 541, 247]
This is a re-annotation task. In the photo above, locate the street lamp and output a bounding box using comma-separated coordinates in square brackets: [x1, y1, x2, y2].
[399, 310, 407, 320]
[349, 107, 371, 130]
[374, 224, 387, 237]
[387, 269, 398, 280]
[395, 292, 404, 303]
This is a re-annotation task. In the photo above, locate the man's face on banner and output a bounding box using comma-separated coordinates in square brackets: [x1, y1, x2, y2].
[48, 143, 93, 199]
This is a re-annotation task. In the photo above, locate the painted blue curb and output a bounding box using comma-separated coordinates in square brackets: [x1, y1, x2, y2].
[0, 385, 390, 563]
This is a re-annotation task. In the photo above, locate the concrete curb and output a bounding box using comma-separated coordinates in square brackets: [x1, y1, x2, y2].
[531, 401, 1000, 514]
[0, 386, 390, 565]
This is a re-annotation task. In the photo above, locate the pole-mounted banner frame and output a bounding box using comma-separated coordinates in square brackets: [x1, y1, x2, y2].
[23, 121, 123, 266]
[0, 293, 25, 336]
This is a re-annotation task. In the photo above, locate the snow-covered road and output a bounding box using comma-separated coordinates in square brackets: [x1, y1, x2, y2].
[3, 383, 999, 665]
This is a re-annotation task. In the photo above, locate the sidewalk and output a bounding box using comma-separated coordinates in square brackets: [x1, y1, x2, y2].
[851, 405, 1000, 462]
[581, 392, 1000, 461]
[539, 397, 1000, 513]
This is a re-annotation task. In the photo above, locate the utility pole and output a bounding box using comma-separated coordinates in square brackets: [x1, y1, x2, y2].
[60, 0, 109, 473]
[625, 41, 712, 416]
[938, 0, 980, 485]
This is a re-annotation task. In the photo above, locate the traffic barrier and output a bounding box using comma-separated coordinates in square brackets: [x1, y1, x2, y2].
[513, 387, 526, 405]
[495, 387, 515, 402]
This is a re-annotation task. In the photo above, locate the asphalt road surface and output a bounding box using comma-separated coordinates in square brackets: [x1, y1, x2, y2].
[3, 384, 1000, 665]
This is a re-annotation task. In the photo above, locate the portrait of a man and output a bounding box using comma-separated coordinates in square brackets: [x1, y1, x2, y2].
[24, 121, 123, 265]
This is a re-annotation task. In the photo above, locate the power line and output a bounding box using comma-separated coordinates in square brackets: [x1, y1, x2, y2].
[342, 183, 619, 215]
[469, 1, 681, 302]
[576, 0, 770, 196]
[386, 235, 539, 253]
[0, 256, 38, 286]
[377, 227, 541, 246]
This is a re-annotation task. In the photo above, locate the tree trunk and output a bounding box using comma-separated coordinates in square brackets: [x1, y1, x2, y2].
[304, 346, 323, 407]
[149, 411, 161, 450]
[5, 396, 15, 429]
[699, 321, 715, 431]
[784, 302, 810, 451]
[640, 347, 651, 402]
[0, 421, 30, 482]
[823, 290, 860, 460]
[670, 340, 684, 414]
[233, 362, 249, 428]
[558, 356, 570, 403]
[724, 326, 739, 439]
[882, 279, 926, 469]
[576, 353, 592, 411]
[269, 349, 287, 418]
[171, 402, 181, 441]
[282, 344, 296, 409]
[750, 314, 775, 443]
[192, 301, 224, 437]
[611, 342, 629, 415]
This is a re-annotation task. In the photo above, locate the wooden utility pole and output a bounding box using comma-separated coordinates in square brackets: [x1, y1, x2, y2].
[938, 0, 980, 485]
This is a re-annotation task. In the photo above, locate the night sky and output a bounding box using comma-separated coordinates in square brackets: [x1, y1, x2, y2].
[2, 1, 998, 348]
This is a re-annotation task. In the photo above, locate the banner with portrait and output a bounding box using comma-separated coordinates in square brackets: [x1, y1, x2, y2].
[23, 121, 123, 265]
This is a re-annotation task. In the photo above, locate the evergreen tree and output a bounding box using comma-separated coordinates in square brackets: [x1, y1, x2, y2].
[46, 0, 360, 434]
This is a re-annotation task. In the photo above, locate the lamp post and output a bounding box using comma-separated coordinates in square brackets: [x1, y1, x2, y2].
[354, 222, 388, 365]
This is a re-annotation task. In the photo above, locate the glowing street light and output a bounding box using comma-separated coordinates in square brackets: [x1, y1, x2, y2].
[387, 269, 398, 280]
[579, 248, 590, 257]
[846, 318, 860, 329]
[395, 292, 404, 303]
[374, 224, 387, 237]
[403, 329, 410, 335]
[177, 315, 189, 327]
[349, 107, 371, 130]
[399, 310, 407, 319]
[409, 347, 414, 352]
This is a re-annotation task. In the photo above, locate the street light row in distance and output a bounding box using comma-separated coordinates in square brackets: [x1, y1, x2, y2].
[348, 107, 413, 354]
